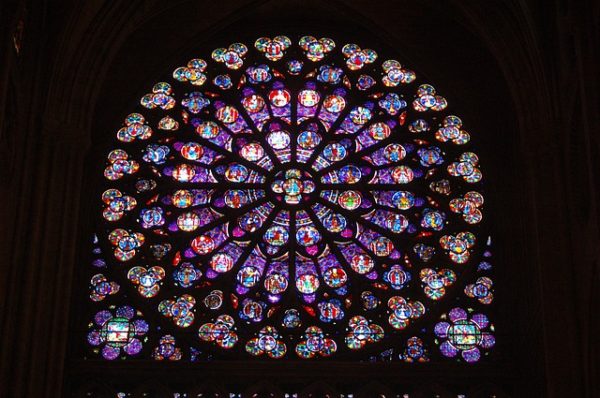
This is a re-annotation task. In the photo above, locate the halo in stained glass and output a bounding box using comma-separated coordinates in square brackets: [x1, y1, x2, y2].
[88, 35, 495, 362]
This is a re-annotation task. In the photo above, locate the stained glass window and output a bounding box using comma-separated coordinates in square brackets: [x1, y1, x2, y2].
[86, 35, 495, 362]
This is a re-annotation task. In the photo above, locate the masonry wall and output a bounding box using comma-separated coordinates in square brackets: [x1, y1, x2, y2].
[0, 1, 597, 396]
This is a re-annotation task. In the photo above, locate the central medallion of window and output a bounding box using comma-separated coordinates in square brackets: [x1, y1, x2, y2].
[270, 169, 315, 204]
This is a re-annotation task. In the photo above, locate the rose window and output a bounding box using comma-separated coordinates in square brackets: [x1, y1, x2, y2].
[87, 35, 495, 362]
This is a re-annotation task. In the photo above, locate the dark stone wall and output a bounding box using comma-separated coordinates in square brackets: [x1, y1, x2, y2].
[0, 0, 597, 396]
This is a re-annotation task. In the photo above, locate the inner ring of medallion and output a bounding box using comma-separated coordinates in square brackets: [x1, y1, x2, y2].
[270, 169, 315, 205]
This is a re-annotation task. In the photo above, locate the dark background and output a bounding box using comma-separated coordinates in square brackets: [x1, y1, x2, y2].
[0, 0, 597, 397]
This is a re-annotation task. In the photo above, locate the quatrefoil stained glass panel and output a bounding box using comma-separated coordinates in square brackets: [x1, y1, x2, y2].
[87, 35, 495, 362]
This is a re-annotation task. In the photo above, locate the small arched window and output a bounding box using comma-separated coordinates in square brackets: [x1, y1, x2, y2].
[85, 35, 495, 365]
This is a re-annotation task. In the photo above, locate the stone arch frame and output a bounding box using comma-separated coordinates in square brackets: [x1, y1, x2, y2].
[65, 9, 521, 393]
[0, 0, 596, 397]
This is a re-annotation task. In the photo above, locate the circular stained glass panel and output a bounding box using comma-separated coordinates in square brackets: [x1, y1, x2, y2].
[88, 35, 494, 362]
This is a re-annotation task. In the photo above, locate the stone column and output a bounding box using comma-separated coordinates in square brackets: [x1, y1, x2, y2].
[0, 117, 89, 398]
